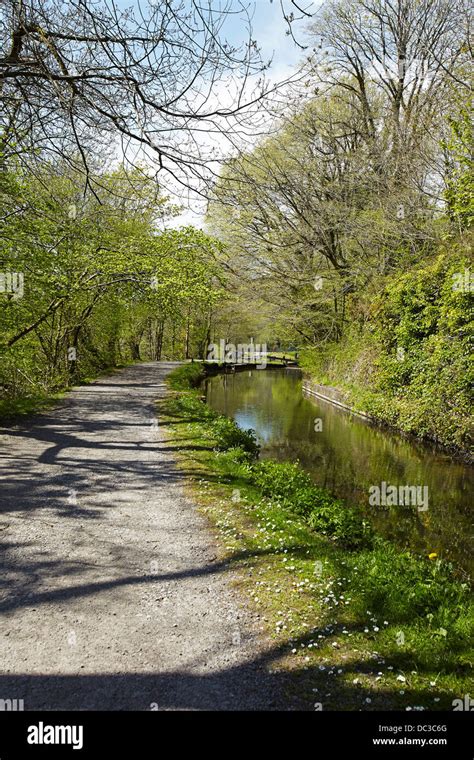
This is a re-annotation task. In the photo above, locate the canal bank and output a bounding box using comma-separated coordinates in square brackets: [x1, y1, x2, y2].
[301, 378, 473, 465]
[159, 362, 473, 711]
[205, 367, 473, 578]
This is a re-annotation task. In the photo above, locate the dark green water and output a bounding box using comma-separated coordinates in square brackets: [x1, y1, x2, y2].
[205, 368, 473, 578]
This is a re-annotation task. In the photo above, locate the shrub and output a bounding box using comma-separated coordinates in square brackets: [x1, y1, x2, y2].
[167, 392, 217, 421]
[209, 416, 260, 458]
[167, 362, 206, 390]
[253, 460, 315, 514]
[309, 504, 373, 550]
[251, 460, 373, 547]
[300, 248, 474, 451]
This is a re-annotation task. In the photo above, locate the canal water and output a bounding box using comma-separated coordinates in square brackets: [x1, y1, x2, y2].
[205, 368, 473, 579]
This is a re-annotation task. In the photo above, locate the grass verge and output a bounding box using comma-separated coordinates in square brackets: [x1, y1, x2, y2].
[159, 362, 473, 711]
[0, 393, 65, 421]
[0, 363, 132, 423]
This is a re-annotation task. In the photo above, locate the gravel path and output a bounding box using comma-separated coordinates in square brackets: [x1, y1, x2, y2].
[0, 362, 292, 710]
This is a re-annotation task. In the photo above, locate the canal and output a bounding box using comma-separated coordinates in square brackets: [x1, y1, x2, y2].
[205, 368, 473, 579]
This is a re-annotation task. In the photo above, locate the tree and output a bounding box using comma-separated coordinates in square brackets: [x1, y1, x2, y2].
[207, 85, 440, 343]
[443, 104, 474, 230]
[0, 161, 225, 396]
[308, 0, 470, 163]
[0, 0, 303, 196]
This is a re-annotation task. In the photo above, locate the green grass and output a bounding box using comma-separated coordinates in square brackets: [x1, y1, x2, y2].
[0, 362, 132, 422]
[158, 363, 473, 711]
[167, 361, 207, 390]
[0, 393, 65, 421]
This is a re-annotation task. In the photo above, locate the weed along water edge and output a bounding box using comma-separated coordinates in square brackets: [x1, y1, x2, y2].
[205, 368, 474, 579]
[161, 363, 473, 711]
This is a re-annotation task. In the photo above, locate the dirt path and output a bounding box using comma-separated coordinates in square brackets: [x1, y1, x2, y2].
[0, 362, 292, 710]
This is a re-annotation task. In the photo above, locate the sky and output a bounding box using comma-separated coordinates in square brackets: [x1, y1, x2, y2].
[115, 1, 320, 72]
[221, 0, 319, 75]
[114, 0, 323, 226]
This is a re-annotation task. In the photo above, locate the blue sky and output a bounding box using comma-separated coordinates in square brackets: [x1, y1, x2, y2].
[220, 0, 320, 74]
[113, 0, 322, 223]
[115, 0, 321, 81]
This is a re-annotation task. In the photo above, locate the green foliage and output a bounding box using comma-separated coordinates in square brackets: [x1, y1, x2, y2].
[0, 164, 225, 412]
[251, 459, 373, 548]
[167, 362, 207, 390]
[166, 366, 259, 458]
[217, 446, 256, 466]
[208, 417, 259, 458]
[166, 384, 262, 470]
[443, 105, 474, 229]
[166, 392, 217, 422]
[308, 505, 374, 550]
[346, 538, 472, 643]
[251, 460, 314, 506]
[302, 247, 473, 451]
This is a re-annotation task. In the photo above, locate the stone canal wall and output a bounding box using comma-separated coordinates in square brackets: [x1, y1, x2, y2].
[302, 380, 373, 421]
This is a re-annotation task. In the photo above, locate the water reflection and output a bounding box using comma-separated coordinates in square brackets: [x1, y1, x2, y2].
[206, 369, 473, 578]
